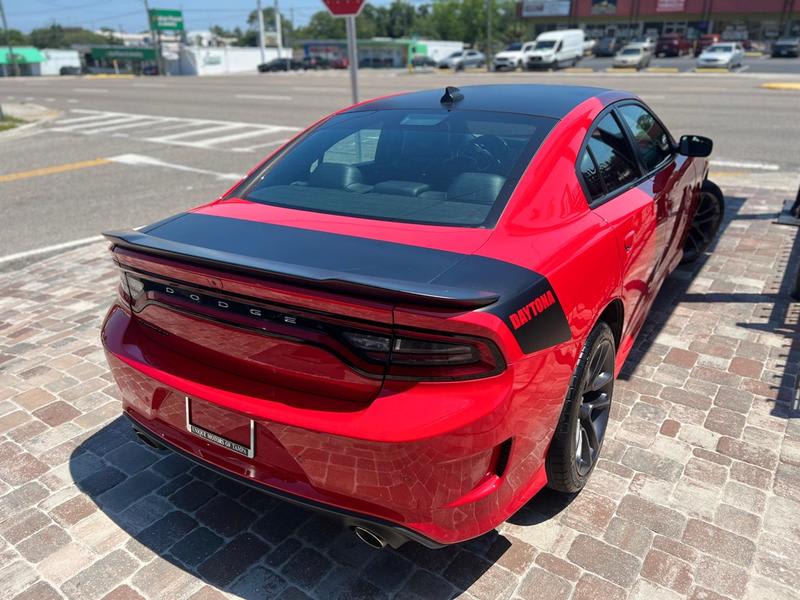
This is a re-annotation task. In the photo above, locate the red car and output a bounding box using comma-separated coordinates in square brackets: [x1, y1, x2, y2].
[656, 33, 694, 57]
[101, 84, 722, 549]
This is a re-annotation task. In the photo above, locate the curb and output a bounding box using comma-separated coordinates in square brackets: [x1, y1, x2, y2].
[760, 82, 800, 91]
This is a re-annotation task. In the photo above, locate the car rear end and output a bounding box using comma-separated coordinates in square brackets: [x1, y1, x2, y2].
[656, 35, 680, 56]
[772, 38, 800, 57]
[100, 93, 569, 546]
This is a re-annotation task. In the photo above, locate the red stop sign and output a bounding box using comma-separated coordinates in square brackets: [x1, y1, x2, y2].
[322, 0, 366, 17]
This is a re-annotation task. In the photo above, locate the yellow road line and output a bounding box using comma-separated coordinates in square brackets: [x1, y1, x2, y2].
[606, 67, 636, 72]
[695, 67, 730, 73]
[83, 74, 135, 80]
[564, 67, 594, 73]
[761, 82, 800, 91]
[646, 67, 680, 73]
[0, 158, 111, 183]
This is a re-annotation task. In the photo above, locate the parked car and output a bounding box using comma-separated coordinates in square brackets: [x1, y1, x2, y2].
[438, 49, 486, 69]
[696, 43, 744, 69]
[492, 41, 535, 71]
[583, 38, 597, 56]
[330, 56, 349, 69]
[257, 58, 303, 72]
[101, 83, 722, 549]
[772, 38, 800, 58]
[631, 36, 656, 52]
[612, 43, 653, 70]
[141, 65, 159, 76]
[59, 65, 81, 76]
[695, 33, 720, 56]
[593, 36, 624, 57]
[302, 56, 330, 70]
[655, 33, 693, 57]
[525, 29, 585, 70]
[410, 54, 437, 68]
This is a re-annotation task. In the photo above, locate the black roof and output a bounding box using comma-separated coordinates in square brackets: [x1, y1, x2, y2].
[350, 84, 617, 120]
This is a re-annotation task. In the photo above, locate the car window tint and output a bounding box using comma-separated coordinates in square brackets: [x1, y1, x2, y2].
[586, 113, 639, 193]
[617, 104, 672, 172]
[580, 151, 604, 200]
[323, 129, 380, 165]
[241, 110, 556, 227]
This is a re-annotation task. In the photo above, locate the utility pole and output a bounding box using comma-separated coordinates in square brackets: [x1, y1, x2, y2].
[256, 0, 266, 64]
[274, 0, 283, 59]
[485, 0, 492, 72]
[143, 0, 163, 75]
[0, 0, 19, 77]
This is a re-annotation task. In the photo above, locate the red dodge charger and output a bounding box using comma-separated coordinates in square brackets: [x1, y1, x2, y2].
[101, 84, 723, 548]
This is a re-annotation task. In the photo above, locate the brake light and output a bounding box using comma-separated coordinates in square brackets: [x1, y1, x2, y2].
[342, 329, 504, 381]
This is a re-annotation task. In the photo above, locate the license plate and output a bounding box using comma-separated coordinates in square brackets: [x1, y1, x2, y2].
[185, 397, 255, 458]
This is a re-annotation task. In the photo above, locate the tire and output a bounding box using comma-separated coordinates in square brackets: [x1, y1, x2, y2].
[681, 179, 724, 264]
[546, 322, 615, 494]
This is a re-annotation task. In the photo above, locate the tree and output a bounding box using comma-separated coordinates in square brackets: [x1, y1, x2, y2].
[295, 11, 345, 40]
[2, 29, 28, 46]
[241, 8, 294, 47]
[29, 25, 115, 49]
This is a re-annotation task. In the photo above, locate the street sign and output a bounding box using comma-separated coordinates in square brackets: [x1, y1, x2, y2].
[321, 0, 365, 104]
[149, 9, 184, 32]
[321, 0, 365, 18]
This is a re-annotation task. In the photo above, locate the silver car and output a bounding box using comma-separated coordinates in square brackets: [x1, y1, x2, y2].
[438, 49, 486, 69]
[697, 43, 744, 69]
[612, 44, 652, 70]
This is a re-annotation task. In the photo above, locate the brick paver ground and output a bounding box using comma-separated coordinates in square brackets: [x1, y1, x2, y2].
[0, 186, 798, 600]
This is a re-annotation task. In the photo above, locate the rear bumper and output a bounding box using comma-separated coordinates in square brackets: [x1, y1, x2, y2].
[102, 304, 567, 545]
[125, 411, 443, 548]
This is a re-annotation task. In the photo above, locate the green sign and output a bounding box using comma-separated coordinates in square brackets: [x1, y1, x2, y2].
[90, 46, 157, 61]
[149, 9, 184, 32]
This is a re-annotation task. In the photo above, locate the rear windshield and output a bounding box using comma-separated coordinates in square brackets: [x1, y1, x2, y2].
[237, 109, 555, 227]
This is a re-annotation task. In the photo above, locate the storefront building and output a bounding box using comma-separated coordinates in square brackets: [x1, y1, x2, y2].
[300, 38, 463, 68]
[519, 0, 799, 42]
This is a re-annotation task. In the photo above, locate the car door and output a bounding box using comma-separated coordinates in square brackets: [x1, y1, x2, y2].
[616, 102, 696, 282]
[577, 110, 664, 349]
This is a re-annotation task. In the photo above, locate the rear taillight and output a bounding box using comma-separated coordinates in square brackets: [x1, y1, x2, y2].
[341, 329, 504, 381]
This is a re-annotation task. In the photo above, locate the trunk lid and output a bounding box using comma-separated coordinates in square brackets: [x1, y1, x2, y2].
[107, 212, 503, 404]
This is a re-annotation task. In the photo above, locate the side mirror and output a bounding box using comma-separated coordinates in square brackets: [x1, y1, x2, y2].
[678, 134, 713, 157]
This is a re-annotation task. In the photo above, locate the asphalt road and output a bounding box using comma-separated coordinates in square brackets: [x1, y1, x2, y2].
[1, 68, 799, 271]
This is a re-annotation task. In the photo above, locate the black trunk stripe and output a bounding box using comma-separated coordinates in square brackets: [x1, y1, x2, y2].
[105, 213, 572, 352]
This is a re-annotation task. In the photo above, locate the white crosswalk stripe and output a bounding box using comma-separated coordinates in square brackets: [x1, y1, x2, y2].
[48, 109, 300, 153]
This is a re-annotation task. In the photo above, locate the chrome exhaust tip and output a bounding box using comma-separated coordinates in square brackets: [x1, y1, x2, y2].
[353, 526, 387, 549]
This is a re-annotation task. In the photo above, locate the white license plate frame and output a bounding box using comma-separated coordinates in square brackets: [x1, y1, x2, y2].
[185, 397, 255, 458]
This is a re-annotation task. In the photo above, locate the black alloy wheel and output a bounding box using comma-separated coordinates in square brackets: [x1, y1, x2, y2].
[546, 322, 616, 493]
[681, 179, 725, 264]
[574, 337, 614, 476]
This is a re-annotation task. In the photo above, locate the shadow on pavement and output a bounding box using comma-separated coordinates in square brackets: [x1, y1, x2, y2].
[70, 418, 509, 598]
[618, 195, 745, 381]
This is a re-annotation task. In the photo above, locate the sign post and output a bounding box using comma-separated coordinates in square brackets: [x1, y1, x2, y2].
[321, 0, 365, 104]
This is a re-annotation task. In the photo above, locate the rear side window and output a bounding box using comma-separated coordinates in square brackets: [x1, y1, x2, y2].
[586, 113, 639, 193]
[238, 109, 555, 227]
[617, 104, 673, 171]
[580, 152, 604, 200]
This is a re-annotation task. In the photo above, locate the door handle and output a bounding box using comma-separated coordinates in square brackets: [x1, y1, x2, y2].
[623, 230, 636, 252]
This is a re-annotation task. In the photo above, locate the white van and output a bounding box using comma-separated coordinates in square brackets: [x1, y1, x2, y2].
[524, 29, 586, 70]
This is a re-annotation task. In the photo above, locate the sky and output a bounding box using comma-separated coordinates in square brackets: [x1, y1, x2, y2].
[1, 0, 397, 33]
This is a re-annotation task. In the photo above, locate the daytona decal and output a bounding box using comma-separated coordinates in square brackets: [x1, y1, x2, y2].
[509, 290, 556, 330]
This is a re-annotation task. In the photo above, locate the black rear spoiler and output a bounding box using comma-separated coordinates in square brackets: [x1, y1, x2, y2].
[103, 229, 500, 309]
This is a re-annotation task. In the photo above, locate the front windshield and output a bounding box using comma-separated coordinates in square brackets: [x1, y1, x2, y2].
[237, 109, 555, 228]
[448, 51, 462, 58]
[707, 45, 733, 53]
[535, 40, 556, 50]
[621, 48, 641, 55]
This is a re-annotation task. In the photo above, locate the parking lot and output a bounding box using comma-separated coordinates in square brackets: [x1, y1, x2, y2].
[518, 53, 800, 74]
[1, 68, 799, 599]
